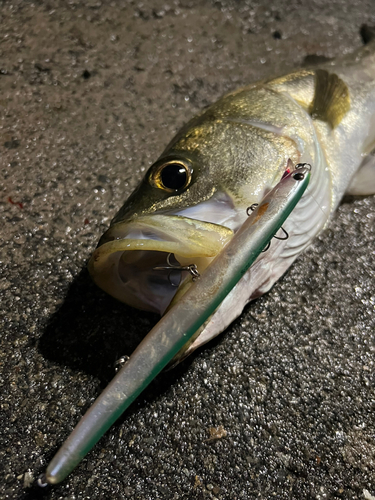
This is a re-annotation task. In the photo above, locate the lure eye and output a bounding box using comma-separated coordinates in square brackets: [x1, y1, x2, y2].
[149, 159, 193, 193]
[293, 172, 305, 181]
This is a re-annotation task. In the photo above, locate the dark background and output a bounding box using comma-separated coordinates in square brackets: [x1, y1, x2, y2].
[1, 1, 375, 499]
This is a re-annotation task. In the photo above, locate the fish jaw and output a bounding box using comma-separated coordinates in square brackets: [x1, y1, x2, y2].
[88, 214, 233, 314]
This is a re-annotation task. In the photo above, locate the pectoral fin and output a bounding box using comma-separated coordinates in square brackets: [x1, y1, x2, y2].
[347, 152, 375, 195]
[309, 69, 350, 128]
[267, 69, 350, 129]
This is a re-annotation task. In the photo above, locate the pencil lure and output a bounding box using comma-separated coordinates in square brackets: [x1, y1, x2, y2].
[41, 165, 310, 485]
[89, 35, 375, 364]
[39, 31, 375, 487]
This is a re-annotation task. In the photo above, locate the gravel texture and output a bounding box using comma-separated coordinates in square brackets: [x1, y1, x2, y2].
[1, 1, 375, 499]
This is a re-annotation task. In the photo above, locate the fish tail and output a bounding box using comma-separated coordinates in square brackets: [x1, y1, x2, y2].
[360, 24, 375, 46]
[357, 25, 375, 74]
[354, 25, 375, 73]
[359, 26, 375, 152]
[343, 25, 375, 195]
[335, 25, 375, 77]
[331, 25, 375, 105]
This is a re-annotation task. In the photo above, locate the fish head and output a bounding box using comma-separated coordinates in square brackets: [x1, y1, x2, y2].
[88, 94, 302, 315]
[88, 152, 235, 315]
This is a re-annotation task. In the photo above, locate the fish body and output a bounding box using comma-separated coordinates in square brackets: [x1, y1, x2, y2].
[89, 37, 375, 363]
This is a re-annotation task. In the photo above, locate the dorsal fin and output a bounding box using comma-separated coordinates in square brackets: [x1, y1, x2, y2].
[308, 69, 350, 129]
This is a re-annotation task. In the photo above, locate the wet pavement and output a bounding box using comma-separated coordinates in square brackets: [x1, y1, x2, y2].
[1, 1, 375, 499]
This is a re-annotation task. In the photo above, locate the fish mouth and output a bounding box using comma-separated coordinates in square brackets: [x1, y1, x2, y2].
[88, 215, 233, 314]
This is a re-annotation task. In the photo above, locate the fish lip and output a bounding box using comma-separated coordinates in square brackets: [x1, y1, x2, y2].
[94, 214, 233, 257]
[88, 214, 233, 314]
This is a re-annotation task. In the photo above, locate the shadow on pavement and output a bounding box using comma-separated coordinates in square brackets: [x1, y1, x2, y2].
[38, 267, 209, 393]
[38, 268, 161, 383]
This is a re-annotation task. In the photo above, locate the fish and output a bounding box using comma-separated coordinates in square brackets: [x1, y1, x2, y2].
[88, 29, 375, 365]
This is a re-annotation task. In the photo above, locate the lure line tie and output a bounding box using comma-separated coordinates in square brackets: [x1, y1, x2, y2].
[245, 162, 310, 251]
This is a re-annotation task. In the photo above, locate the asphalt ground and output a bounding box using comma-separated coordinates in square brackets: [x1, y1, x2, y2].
[1, 1, 375, 499]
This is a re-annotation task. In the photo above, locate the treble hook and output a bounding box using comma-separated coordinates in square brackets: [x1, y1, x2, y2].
[154, 253, 200, 286]
[114, 355, 130, 373]
[246, 203, 289, 251]
[273, 227, 289, 240]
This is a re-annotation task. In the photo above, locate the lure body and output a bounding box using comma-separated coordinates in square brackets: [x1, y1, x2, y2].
[89, 39, 375, 363]
[43, 167, 310, 485]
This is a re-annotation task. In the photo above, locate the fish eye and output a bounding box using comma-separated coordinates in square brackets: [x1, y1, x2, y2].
[149, 159, 193, 193]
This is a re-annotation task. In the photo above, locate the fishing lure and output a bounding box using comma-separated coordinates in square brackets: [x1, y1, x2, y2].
[39, 163, 310, 485]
